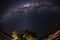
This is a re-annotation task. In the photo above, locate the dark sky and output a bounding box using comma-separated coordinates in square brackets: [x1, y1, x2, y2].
[1, 0, 60, 39]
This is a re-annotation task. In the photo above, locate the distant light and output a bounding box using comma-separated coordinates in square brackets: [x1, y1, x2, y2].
[24, 4, 31, 7]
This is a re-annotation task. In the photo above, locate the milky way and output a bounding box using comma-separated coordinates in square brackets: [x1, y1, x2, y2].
[2, 2, 59, 21]
[1, 0, 60, 39]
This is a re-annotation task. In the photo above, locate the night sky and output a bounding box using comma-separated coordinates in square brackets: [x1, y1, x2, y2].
[0, 0, 60, 39]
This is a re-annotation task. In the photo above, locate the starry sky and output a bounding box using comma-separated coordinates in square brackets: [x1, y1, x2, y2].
[0, 0, 60, 39]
